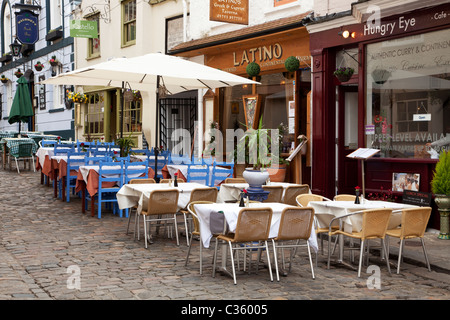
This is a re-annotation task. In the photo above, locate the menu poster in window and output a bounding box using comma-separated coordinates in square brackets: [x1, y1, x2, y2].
[392, 173, 420, 192]
[242, 95, 261, 129]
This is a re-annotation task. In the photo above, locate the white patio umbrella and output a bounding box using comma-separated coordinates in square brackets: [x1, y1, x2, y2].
[41, 52, 259, 176]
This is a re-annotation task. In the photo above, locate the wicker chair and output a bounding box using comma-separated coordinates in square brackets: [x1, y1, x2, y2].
[262, 185, 283, 203]
[184, 201, 215, 275]
[160, 178, 185, 183]
[283, 184, 310, 206]
[334, 194, 356, 201]
[271, 207, 316, 281]
[180, 187, 218, 245]
[129, 178, 156, 184]
[327, 208, 393, 277]
[296, 194, 336, 260]
[140, 189, 180, 248]
[224, 178, 246, 183]
[213, 207, 274, 285]
[386, 207, 432, 274]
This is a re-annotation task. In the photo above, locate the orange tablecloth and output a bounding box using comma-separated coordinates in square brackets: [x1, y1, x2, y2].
[161, 164, 186, 181]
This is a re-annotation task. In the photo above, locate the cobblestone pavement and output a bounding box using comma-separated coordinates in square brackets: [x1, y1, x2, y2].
[1, 169, 450, 302]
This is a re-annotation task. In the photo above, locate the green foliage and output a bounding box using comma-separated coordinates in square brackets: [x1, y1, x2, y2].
[431, 150, 450, 195]
[333, 67, 354, 76]
[246, 62, 260, 77]
[237, 117, 271, 170]
[284, 56, 300, 72]
[116, 133, 135, 157]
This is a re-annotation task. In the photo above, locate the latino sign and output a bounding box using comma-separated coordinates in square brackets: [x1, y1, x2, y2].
[16, 10, 39, 44]
[210, 0, 249, 25]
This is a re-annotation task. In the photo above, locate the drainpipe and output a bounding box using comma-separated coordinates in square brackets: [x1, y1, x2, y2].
[182, 0, 188, 42]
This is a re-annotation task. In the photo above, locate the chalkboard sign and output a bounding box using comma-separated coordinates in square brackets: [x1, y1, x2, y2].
[402, 190, 432, 207]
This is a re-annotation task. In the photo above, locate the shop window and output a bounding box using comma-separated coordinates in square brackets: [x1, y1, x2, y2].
[221, 72, 297, 155]
[87, 14, 100, 59]
[274, 0, 297, 7]
[122, 0, 136, 47]
[365, 28, 450, 159]
[119, 100, 142, 134]
[84, 92, 104, 136]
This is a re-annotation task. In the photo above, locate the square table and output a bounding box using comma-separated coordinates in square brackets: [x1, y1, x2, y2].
[1, 138, 39, 169]
[308, 199, 418, 263]
[193, 202, 318, 277]
[116, 182, 212, 214]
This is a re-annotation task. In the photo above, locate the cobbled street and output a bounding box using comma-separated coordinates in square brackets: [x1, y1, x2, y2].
[1, 169, 450, 302]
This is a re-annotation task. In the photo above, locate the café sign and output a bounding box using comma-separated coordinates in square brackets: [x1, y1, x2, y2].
[210, 0, 249, 25]
[16, 10, 39, 45]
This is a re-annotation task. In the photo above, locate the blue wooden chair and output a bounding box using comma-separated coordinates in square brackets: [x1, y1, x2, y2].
[124, 159, 149, 185]
[65, 151, 85, 202]
[84, 156, 110, 165]
[95, 161, 125, 219]
[210, 159, 234, 188]
[40, 140, 57, 148]
[186, 161, 210, 185]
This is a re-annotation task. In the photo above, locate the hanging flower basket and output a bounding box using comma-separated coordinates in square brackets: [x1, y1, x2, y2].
[49, 56, 59, 67]
[371, 69, 391, 85]
[1, 75, 9, 84]
[34, 61, 44, 72]
[67, 91, 88, 103]
[14, 69, 23, 78]
[284, 56, 300, 72]
[334, 67, 354, 82]
[246, 62, 261, 78]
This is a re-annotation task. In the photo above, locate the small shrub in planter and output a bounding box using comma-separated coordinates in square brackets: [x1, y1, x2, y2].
[284, 56, 300, 72]
[246, 62, 261, 78]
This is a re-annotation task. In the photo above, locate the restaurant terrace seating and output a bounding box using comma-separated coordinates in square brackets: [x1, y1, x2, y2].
[283, 184, 310, 206]
[213, 207, 274, 285]
[386, 207, 432, 274]
[333, 194, 357, 201]
[140, 189, 180, 249]
[271, 207, 316, 281]
[327, 208, 393, 277]
[184, 201, 215, 275]
[262, 185, 283, 203]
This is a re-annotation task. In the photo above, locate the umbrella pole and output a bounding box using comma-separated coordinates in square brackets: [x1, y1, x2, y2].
[154, 75, 161, 182]
[120, 81, 124, 156]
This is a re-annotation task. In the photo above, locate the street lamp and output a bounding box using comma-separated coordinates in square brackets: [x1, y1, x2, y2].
[10, 38, 22, 57]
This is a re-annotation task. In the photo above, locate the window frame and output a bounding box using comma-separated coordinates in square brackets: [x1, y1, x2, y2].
[87, 13, 101, 59]
[121, 0, 136, 47]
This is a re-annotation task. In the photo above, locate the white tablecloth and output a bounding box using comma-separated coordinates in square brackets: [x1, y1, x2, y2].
[78, 164, 147, 184]
[116, 182, 211, 213]
[193, 202, 318, 252]
[217, 182, 308, 203]
[36, 147, 72, 168]
[309, 200, 418, 232]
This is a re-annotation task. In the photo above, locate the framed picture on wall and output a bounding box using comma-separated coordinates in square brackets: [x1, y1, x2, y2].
[392, 173, 420, 192]
[242, 94, 261, 129]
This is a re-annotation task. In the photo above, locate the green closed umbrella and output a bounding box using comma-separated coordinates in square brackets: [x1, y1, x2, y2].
[8, 77, 34, 134]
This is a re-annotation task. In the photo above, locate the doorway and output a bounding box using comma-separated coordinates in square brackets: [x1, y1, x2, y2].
[337, 85, 359, 195]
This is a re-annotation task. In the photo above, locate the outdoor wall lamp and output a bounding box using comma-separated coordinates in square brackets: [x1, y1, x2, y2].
[338, 30, 356, 39]
[10, 38, 22, 57]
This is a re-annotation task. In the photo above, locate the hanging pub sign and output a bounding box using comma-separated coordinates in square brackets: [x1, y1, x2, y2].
[210, 0, 249, 25]
[16, 10, 39, 44]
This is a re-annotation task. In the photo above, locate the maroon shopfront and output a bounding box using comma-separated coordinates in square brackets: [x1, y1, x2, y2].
[309, 3, 450, 229]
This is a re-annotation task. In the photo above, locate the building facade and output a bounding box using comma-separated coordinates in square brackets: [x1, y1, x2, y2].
[307, 0, 450, 228]
[171, 0, 314, 183]
[0, 0, 75, 138]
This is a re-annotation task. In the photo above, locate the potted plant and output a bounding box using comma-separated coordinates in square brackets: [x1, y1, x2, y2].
[372, 69, 391, 85]
[49, 55, 59, 67]
[34, 61, 44, 71]
[431, 150, 450, 240]
[334, 67, 354, 82]
[0, 52, 12, 63]
[14, 69, 23, 78]
[116, 133, 135, 157]
[237, 117, 271, 192]
[246, 62, 261, 79]
[1, 74, 9, 84]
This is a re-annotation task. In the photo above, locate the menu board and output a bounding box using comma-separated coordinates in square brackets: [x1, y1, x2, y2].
[242, 94, 261, 129]
[210, 0, 249, 25]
